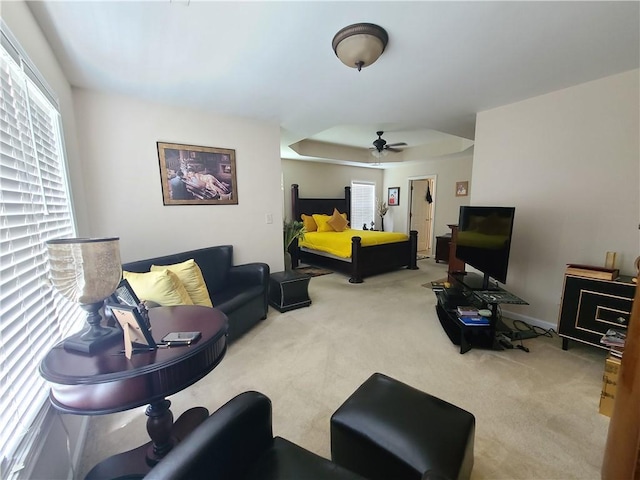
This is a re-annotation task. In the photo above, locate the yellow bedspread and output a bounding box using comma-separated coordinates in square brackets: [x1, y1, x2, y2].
[299, 230, 409, 259]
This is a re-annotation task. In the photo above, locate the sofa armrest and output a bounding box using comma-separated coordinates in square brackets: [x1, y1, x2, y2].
[227, 262, 270, 289]
[145, 391, 274, 480]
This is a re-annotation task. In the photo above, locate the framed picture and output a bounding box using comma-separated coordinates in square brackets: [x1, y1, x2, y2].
[109, 279, 140, 307]
[157, 142, 238, 206]
[388, 187, 400, 206]
[106, 303, 156, 358]
[456, 181, 469, 197]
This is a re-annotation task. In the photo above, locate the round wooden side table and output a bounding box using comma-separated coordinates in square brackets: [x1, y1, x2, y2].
[40, 305, 228, 479]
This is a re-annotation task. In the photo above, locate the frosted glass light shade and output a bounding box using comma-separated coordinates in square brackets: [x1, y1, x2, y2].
[46, 237, 122, 305]
[332, 23, 388, 71]
[371, 149, 389, 159]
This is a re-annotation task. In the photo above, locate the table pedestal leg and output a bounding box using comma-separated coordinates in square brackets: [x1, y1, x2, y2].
[146, 399, 175, 465]
[84, 404, 210, 479]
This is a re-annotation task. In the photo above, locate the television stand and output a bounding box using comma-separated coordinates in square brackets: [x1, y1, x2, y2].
[434, 274, 528, 354]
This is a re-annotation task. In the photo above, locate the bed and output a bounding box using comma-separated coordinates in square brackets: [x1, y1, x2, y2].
[290, 184, 418, 283]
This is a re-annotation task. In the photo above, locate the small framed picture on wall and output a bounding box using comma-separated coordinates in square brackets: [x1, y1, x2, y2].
[388, 187, 400, 206]
[456, 181, 468, 197]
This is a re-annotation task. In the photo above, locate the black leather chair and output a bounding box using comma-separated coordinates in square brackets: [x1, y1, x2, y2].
[144, 378, 474, 480]
[144, 391, 365, 480]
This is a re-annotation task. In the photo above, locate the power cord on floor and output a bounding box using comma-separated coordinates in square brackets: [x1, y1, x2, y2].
[512, 319, 557, 338]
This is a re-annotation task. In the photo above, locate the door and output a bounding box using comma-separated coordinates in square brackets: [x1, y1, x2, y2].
[409, 178, 435, 255]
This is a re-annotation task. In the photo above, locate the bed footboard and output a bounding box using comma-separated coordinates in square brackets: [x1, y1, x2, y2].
[349, 230, 418, 283]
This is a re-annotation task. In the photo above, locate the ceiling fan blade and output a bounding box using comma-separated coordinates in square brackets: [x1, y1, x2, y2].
[386, 147, 404, 152]
[385, 142, 407, 147]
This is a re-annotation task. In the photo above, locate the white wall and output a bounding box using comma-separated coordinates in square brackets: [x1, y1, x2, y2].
[73, 89, 284, 269]
[473, 69, 639, 325]
[282, 159, 384, 221]
[382, 154, 473, 240]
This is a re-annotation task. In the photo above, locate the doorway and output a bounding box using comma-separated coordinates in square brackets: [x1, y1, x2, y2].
[409, 177, 435, 257]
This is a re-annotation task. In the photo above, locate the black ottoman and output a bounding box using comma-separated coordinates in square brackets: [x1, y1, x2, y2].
[330, 373, 475, 480]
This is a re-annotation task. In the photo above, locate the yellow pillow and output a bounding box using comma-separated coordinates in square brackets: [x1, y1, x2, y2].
[312, 214, 333, 232]
[301, 214, 317, 232]
[327, 208, 349, 232]
[123, 269, 194, 306]
[151, 259, 213, 307]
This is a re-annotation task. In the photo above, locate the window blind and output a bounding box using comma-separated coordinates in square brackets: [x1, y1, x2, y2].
[350, 181, 375, 230]
[0, 30, 82, 476]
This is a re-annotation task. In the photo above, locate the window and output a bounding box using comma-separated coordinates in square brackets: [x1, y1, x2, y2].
[0, 25, 82, 475]
[350, 181, 375, 230]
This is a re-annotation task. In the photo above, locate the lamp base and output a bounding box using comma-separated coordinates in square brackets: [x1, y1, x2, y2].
[63, 327, 122, 355]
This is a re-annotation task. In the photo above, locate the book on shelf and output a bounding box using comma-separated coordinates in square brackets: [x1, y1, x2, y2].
[431, 280, 451, 291]
[565, 264, 619, 281]
[456, 306, 479, 316]
[600, 328, 626, 347]
[608, 346, 624, 358]
[458, 315, 490, 326]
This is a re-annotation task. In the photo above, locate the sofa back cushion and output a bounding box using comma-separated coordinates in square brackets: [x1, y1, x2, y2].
[123, 246, 233, 296]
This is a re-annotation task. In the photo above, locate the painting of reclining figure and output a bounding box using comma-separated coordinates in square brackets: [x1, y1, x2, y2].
[157, 141, 238, 205]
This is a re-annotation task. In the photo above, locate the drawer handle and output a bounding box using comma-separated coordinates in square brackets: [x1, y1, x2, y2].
[616, 316, 627, 324]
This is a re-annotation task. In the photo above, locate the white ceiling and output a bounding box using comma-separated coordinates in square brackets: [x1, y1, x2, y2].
[27, 1, 640, 167]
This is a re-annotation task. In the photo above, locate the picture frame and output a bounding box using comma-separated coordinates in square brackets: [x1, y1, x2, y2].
[157, 142, 238, 206]
[456, 181, 469, 197]
[106, 303, 157, 359]
[388, 187, 400, 206]
[109, 279, 140, 307]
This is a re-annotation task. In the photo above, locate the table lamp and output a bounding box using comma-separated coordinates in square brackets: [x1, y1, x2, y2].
[46, 237, 123, 354]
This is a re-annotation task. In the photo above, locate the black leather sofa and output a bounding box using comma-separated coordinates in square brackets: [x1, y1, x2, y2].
[122, 245, 269, 342]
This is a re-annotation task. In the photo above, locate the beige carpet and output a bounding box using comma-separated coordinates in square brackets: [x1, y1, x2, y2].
[79, 259, 610, 479]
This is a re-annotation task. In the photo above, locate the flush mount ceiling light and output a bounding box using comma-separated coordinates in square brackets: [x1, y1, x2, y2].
[332, 23, 388, 71]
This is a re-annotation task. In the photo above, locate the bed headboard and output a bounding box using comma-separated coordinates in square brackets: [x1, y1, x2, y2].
[291, 184, 351, 220]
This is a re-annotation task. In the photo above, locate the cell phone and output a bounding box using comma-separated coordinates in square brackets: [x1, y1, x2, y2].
[161, 331, 202, 346]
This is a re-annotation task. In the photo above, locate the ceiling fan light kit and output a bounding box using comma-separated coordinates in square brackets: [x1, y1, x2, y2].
[369, 131, 407, 159]
[332, 23, 388, 71]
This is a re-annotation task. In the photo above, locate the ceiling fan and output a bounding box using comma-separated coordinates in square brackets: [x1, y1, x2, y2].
[369, 131, 407, 156]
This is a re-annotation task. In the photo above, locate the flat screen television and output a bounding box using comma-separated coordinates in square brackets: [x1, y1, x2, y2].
[455, 206, 516, 290]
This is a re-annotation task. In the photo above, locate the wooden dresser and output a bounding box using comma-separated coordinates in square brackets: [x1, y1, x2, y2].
[446, 224, 465, 282]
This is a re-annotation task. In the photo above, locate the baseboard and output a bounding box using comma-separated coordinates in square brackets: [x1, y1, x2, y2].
[500, 309, 556, 333]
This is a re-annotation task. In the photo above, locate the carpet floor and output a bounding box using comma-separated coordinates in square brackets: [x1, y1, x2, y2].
[79, 259, 610, 479]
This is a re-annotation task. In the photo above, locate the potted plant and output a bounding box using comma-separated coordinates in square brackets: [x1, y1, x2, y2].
[283, 220, 306, 270]
[377, 199, 388, 231]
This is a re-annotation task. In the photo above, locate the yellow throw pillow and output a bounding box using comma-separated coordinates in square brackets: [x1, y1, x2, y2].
[151, 259, 213, 307]
[301, 214, 317, 232]
[312, 214, 333, 232]
[122, 269, 194, 307]
[327, 208, 349, 232]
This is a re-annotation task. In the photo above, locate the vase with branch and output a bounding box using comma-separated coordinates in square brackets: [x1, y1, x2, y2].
[283, 220, 306, 270]
[377, 199, 388, 231]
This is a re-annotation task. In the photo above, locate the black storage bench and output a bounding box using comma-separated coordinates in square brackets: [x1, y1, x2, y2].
[330, 373, 475, 480]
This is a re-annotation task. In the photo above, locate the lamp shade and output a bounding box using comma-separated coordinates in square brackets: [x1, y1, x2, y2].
[332, 23, 388, 71]
[46, 237, 122, 305]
